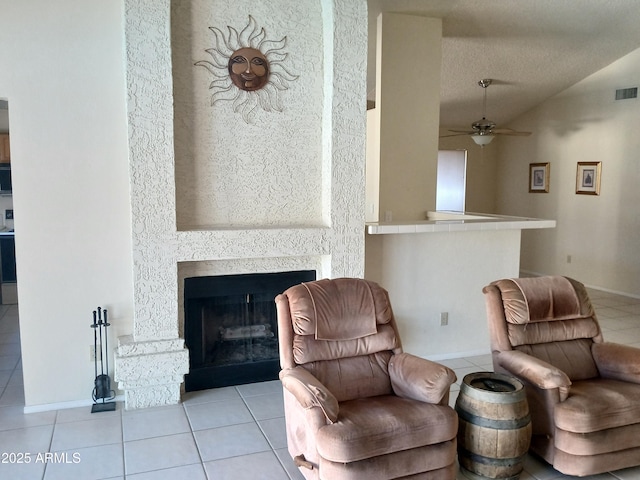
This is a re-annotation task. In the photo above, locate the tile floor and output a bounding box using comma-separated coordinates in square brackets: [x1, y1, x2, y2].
[1, 288, 640, 479]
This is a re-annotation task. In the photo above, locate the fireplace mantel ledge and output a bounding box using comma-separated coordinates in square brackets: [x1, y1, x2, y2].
[177, 224, 329, 232]
[366, 212, 556, 235]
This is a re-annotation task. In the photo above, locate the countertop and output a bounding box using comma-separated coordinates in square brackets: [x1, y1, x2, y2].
[366, 211, 556, 235]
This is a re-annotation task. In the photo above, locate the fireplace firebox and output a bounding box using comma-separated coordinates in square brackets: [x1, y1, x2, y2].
[184, 270, 316, 391]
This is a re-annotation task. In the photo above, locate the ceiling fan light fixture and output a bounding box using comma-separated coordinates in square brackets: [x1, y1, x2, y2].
[471, 134, 494, 146]
[441, 78, 531, 144]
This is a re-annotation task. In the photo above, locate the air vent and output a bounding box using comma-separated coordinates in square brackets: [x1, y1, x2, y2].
[615, 87, 637, 100]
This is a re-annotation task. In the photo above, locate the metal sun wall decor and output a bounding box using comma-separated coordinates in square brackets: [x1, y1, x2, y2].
[196, 16, 299, 123]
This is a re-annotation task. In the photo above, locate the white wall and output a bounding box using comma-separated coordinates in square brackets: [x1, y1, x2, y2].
[365, 229, 521, 359]
[366, 108, 381, 222]
[0, 1, 133, 407]
[374, 14, 441, 222]
[496, 47, 640, 296]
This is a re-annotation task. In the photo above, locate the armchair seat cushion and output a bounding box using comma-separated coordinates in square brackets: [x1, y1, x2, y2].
[555, 378, 640, 433]
[555, 422, 640, 456]
[316, 395, 457, 463]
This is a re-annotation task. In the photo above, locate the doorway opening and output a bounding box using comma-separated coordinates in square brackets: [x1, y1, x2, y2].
[436, 149, 467, 213]
[0, 99, 16, 305]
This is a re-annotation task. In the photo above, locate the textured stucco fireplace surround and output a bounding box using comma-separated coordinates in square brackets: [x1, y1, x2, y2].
[114, 0, 367, 409]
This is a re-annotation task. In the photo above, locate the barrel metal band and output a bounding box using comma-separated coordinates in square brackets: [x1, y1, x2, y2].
[457, 407, 531, 430]
[459, 446, 526, 469]
[459, 466, 521, 480]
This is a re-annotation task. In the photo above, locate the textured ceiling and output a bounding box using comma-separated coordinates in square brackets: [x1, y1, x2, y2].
[368, 0, 640, 129]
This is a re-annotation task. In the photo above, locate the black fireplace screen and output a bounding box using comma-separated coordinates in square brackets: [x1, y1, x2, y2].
[200, 292, 277, 367]
[184, 270, 315, 391]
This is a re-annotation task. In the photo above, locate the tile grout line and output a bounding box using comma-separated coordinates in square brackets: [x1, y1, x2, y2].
[120, 406, 127, 480]
[181, 399, 212, 479]
[237, 386, 295, 480]
[41, 409, 60, 480]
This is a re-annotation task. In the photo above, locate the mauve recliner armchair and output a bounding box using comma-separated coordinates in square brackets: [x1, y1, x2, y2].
[276, 278, 458, 480]
[483, 275, 640, 476]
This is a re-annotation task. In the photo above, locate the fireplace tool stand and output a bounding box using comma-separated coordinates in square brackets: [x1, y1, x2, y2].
[90, 307, 116, 413]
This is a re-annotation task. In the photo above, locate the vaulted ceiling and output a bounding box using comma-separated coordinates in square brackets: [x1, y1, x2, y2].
[367, 0, 640, 129]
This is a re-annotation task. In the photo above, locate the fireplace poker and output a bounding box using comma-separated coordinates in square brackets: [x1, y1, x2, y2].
[92, 310, 98, 380]
[97, 307, 104, 377]
[103, 309, 110, 384]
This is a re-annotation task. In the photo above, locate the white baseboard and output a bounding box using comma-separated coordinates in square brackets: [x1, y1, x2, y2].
[23, 395, 124, 414]
[424, 348, 491, 362]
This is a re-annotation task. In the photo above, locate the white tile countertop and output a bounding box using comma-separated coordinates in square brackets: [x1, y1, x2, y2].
[366, 211, 556, 235]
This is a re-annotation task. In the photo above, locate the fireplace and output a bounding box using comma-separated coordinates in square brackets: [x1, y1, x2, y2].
[184, 270, 316, 391]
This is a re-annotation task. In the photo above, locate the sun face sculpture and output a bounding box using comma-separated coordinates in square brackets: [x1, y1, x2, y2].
[195, 16, 299, 123]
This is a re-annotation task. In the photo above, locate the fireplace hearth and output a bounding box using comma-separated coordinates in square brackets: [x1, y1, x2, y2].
[184, 270, 315, 391]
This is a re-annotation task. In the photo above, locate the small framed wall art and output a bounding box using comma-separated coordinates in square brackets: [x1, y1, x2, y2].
[529, 163, 550, 193]
[576, 162, 601, 195]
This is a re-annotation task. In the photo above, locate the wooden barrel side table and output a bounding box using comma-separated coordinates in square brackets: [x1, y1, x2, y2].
[455, 372, 532, 480]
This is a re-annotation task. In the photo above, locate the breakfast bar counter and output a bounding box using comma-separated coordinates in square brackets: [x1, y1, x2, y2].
[364, 212, 556, 360]
[366, 212, 556, 235]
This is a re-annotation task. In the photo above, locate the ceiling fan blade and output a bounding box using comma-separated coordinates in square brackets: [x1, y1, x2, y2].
[447, 129, 476, 134]
[492, 128, 532, 136]
[439, 132, 473, 138]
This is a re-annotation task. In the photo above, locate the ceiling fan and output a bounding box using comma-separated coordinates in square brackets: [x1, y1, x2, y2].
[441, 79, 531, 146]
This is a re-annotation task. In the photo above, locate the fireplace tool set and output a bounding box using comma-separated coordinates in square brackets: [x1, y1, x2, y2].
[90, 306, 116, 412]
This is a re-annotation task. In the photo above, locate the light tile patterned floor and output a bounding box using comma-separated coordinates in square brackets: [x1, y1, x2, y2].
[0, 287, 639, 479]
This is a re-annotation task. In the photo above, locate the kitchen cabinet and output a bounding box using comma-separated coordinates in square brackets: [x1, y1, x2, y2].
[0, 236, 16, 282]
[0, 134, 9, 163]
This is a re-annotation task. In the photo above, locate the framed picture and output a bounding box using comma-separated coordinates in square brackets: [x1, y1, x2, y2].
[576, 162, 601, 195]
[529, 163, 550, 193]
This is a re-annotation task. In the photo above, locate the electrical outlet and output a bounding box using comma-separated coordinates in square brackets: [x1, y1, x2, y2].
[440, 312, 449, 326]
[384, 211, 393, 222]
[90, 344, 100, 362]
[567, 255, 572, 264]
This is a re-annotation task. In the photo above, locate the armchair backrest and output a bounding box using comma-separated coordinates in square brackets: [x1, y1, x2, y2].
[276, 278, 402, 402]
[484, 276, 604, 381]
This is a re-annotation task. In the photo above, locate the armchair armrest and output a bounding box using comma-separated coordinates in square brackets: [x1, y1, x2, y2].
[495, 350, 572, 400]
[279, 367, 339, 423]
[388, 352, 457, 405]
[593, 342, 640, 384]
